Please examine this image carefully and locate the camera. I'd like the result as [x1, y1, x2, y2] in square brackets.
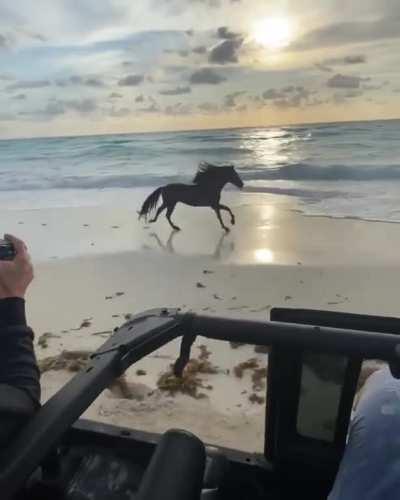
[0, 239, 16, 261]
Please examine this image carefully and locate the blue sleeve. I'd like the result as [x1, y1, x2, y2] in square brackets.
[329, 367, 400, 500]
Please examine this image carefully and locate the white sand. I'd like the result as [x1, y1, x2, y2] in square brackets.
[4, 191, 400, 452]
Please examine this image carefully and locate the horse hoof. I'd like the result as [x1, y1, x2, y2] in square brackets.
[173, 227, 181, 232]
[231, 219, 235, 225]
[224, 227, 230, 233]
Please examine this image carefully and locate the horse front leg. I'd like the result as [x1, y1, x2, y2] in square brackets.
[218, 204, 235, 225]
[213, 206, 229, 232]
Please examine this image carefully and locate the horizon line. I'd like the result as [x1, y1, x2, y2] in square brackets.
[1, 116, 399, 142]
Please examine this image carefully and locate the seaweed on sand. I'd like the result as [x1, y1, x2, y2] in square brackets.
[233, 358, 267, 392]
[38, 350, 91, 373]
[157, 355, 218, 399]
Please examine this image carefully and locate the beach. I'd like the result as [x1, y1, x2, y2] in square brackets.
[4, 189, 400, 452]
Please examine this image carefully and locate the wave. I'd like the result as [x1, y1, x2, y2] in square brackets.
[240, 163, 400, 181]
[184, 132, 294, 142]
[0, 174, 190, 191]
[243, 185, 346, 201]
[177, 146, 254, 155]
[2, 163, 400, 192]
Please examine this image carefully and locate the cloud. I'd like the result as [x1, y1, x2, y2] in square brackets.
[363, 84, 382, 90]
[162, 0, 236, 12]
[109, 92, 123, 99]
[164, 48, 189, 57]
[327, 73, 363, 89]
[62, 98, 98, 114]
[315, 62, 333, 73]
[0, 34, 9, 48]
[159, 85, 191, 95]
[217, 27, 239, 40]
[315, 54, 367, 73]
[55, 76, 105, 88]
[261, 86, 317, 108]
[192, 45, 206, 54]
[12, 94, 26, 100]
[0, 73, 14, 81]
[69, 75, 82, 84]
[198, 102, 219, 113]
[55, 75, 81, 87]
[165, 102, 192, 115]
[209, 38, 243, 64]
[343, 90, 364, 98]
[118, 74, 144, 86]
[19, 102, 63, 119]
[43, 101, 66, 117]
[138, 103, 160, 113]
[224, 90, 245, 108]
[332, 90, 364, 104]
[306, 97, 328, 107]
[0, 112, 15, 121]
[109, 107, 131, 117]
[28, 32, 47, 42]
[135, 94, 145, 102]
[14, 28, 47, 43]
[262, 88, 285, 100]
[85, 77, 105, 88]
[6, 80, 50, 91]
[163, 65, 187, 74]
[22, 98, 98, 120]
[290, 16, 400, 51]
[343, 54, 367, 64]
[137, 96, 160, 113]
[190, 67, 227, 84]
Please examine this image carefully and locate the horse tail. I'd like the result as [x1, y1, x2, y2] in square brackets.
[138, 187, 163, 221]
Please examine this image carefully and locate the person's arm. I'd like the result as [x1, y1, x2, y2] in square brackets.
[0, 235, 40, 448]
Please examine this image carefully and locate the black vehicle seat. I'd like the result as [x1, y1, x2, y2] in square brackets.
[136, 428, 206, 500]
[201, 446, 229, 499]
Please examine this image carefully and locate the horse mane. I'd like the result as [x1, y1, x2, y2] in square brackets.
[193, 162, 225, 184]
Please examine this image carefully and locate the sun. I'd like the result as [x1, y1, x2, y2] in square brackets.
[253, 17, 293, 50]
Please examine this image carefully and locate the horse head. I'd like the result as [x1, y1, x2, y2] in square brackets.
[225, 165, 244, 189]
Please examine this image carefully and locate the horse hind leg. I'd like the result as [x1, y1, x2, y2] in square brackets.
[149, 203, 166, 223]
[166, 204, 181, 231]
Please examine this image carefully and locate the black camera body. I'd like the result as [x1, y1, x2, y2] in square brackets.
[0, 239, 16, 260]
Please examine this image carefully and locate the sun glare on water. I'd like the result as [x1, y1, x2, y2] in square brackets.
[253, 17, 293, 49]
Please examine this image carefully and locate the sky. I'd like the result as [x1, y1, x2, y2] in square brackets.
[0, 0, 399, 138]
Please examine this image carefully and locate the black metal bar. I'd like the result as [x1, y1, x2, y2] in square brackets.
[0, 308, 187, 499]
[191, 314, 400, 363]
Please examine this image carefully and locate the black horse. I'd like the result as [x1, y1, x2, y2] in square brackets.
[138, 163, 244, 231]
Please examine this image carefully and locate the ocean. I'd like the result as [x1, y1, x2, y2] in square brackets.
[1, 119, 400, 221]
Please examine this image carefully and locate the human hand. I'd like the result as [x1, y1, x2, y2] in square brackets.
[0, 234, 34, 299]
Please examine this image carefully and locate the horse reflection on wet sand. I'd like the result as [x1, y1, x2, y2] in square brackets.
[138, 162, 244, 232]
[149, 230, 234, 260]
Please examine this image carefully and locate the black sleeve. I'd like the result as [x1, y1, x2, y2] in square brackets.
[0, 297, 27, 328]
[0, 298, 41, 447]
